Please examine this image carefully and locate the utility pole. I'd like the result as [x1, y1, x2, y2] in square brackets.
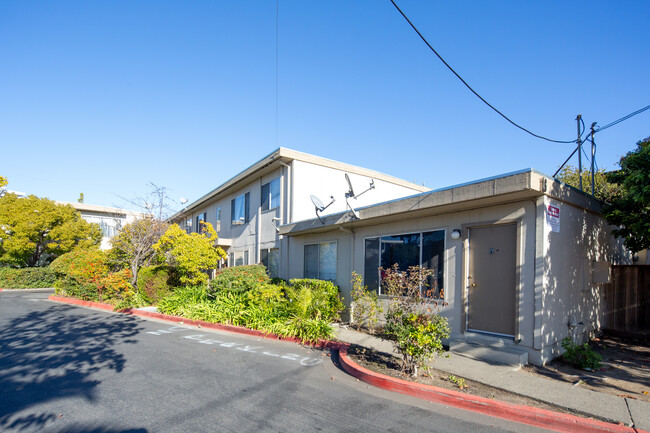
[577, 114, 583, 191]
[590, 122, 597, 197]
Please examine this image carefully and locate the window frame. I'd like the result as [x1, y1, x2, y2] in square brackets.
[303, 241, 337, 282]
[363, 229, 446, 299]
[231, 192, 250, 226]
[261, 177, 281, 212]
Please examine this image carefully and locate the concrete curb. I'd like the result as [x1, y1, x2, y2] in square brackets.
[47, 295, 647, 433]
[336, 345, 646, 433]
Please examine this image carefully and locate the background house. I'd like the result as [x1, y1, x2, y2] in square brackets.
[169, 147, 429, 277]
[279, 169, 631, 366]
[60, 202, 149, 249]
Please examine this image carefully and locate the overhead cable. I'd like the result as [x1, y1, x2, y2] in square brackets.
[595, 104, 650, 133]
[389, 0, 577, 144]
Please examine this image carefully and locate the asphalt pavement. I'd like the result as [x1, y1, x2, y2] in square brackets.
[0, 290, 550, 432]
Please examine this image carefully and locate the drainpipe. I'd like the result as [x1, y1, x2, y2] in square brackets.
[257, 178, 262, 263]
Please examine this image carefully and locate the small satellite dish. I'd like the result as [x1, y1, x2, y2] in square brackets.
[310, 194, 335, 224]
[344, 174, 375, 219]
[310, 194, 325, 211]
[345, 173, 355, 198]
[180, 197, 188, 204]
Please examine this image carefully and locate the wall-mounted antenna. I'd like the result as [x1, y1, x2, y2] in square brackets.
[310, 194, 335, 224]
[345, 173, 375, 219]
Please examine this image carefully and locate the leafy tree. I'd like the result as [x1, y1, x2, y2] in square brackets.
[0, 194, 102, 267]
[154, 222, 226, 286]
[108, 217, 168, 285]
[555, 165, 622, 202]
[602, 137, 650, 253]
[0, 176, 7, 188]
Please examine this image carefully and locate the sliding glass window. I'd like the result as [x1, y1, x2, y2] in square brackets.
[364, 230, 445, 298]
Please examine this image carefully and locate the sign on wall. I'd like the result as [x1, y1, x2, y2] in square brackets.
[546, 202, 561, 233]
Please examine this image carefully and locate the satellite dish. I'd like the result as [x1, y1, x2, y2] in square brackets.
[345, 173, 355, 198]
[344, 174, 376, 220]
[180, 197, 188, 204]
[310, 194, 325, 211]
[310, 194, 335, 224]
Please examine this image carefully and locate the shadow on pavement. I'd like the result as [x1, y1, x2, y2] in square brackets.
[0, 303, 143, 431]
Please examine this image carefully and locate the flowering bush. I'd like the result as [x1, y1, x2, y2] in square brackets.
[50, 249, 110, 300]
[382, 264, 450, 376]
[100, 268, 135, 302]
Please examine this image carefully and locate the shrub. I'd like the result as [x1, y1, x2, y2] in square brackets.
[382, 264, 450, 376]
[50, 249, 110, 300]
[157, 276, 338, 342]
[561, 337, 603, 370]
[208, 265, 269, 295]
[0, 266, 57, 289]
[153, 222, 226, 286]
[350, 272, 382, 330]
[287, 279, 344, 322]
[137, 265, 176, 304]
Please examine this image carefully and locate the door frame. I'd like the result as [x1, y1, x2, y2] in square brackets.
[460, 219, 522, 342]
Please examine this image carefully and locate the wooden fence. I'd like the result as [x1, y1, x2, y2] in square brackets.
[603, 265, 650, 334]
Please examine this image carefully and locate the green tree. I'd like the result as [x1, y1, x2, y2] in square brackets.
[602, 137, 650, 253]
[154, 222, 226, 286]
[108, 217, 168, 285]
[555, 165, 622, 202]
[0, 176, 7, 188]
[0, 194, 102, 267]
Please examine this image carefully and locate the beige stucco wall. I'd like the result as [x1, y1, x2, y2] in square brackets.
[286, 200, 539, 347]
[534, 196, 630, 365]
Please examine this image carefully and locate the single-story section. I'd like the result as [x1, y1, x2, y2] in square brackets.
[279, 168, 630, 366]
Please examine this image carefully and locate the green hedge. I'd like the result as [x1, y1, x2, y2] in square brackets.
[137, 265, 176, 304]
[0, 267, 57, 289]
[208, 265, 270, 294]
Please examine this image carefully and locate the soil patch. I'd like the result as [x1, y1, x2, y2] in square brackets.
[521, 332, 650, 402]
[346, 345, 576, 416]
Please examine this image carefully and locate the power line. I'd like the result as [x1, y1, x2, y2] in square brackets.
[595, 104, 650, 133]
[389, 0, 577, 144]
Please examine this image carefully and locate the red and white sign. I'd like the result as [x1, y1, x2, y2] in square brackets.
[546, 204, 560, 233]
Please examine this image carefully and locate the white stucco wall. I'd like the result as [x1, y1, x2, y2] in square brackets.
[534, 196, 630, 364]
[290, 160, 425, 222]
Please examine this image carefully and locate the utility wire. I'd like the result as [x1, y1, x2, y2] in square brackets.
[390, 0, 577, 144]
[594, 104, 650, 133]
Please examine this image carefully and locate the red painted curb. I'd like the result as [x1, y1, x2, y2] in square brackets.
[47, 295, 345, 351]
[337, 346, 644, 433]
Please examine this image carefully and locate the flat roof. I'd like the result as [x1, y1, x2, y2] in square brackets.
[278, 168, 603, 236]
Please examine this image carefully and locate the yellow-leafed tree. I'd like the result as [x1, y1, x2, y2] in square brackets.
[154, 222, 226, 285]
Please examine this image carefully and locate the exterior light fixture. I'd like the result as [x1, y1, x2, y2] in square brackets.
[451, 229, 461, 240]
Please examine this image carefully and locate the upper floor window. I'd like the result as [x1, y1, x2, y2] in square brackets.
[261, 178, 280, 212]
[196, 212, 206, 233]
[231, 192, 250, 226]
[216, 207, 221, 222]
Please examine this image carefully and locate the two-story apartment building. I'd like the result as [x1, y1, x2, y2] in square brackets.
[169, 148, 429, 278]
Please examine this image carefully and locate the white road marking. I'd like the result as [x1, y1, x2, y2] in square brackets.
[149, 327, 323, 367]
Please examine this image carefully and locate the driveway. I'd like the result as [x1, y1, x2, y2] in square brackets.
[0, 291, 551, 432]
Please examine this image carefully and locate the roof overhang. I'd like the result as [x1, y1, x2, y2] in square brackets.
[169, 147, 430, 222]
[278, 169, 603, 237]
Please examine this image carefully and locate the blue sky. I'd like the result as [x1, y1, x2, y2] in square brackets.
[1, 1, 648, 212]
